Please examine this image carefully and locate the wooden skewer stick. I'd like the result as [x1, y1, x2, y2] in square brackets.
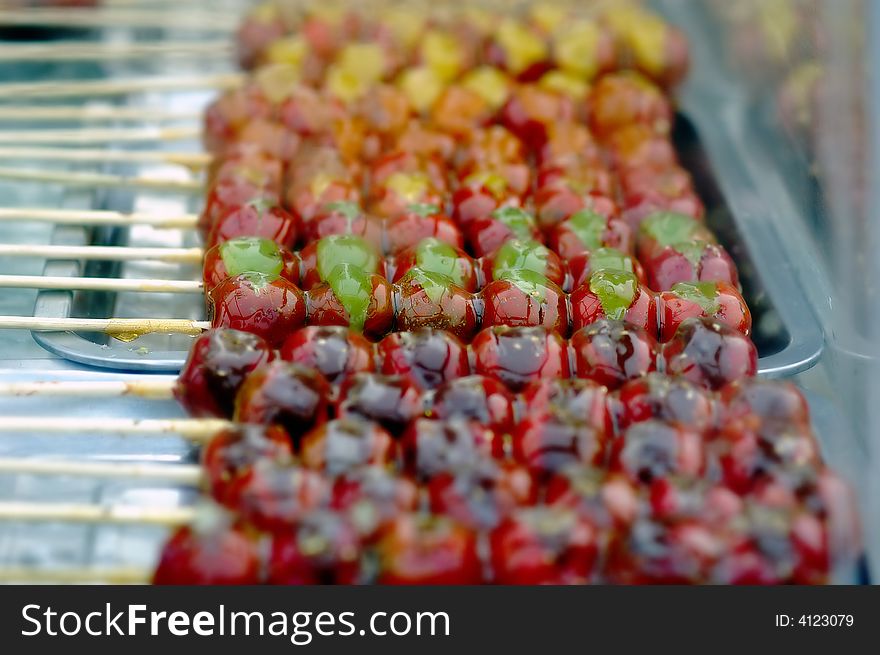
[0, 105, 200, 123]
[0, 72, 244, 99]
[0, 40, 233, 63]
[0, 126, 200, 145]
[0, 167, 203, 192]
[0, 9, 238, 31]
[0, 244, 203, 263]
[0, 417, 230, 441]
[0, 316, 209, 337]
[0, 207, 198, 229]
[0, 566, 152, 584]
[0, 458, 202, 484]
[0, 379, 176, 399]
[0, 147, 211, 169]
[0, 275, 203, 294]
[0, 501, 196, 526]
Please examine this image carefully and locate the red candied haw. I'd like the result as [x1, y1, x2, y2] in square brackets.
[520, 379, 611, 433]
[588, 71, 673, 138]
[384, 206, 465, 255]
[719, 379, 811, 430]
[203, 86, 274, 154]
[455, 126, 528, 171]
[279, 85, 348, 137]
[547, 208, 632, 260]
[536, 164, 615, 200]
[224, 461, 330, 532]
[481, 271, 570, 337]
[513, 415, 607, 479]
[661, 317, 758, 390]
[490, 508, 601, 584]
[202, 424, 294, 505]
[395, 122, 457, 163]
[466, 207, 544, 258]
[499, 85, 576, 148]
[354, 84, 413, 138]
[570, 319, 658, 391]
[536, 122, 604, 170]
[300, 201, 384, 253]
[306, 264, 395, 341]
[605, 123, 678, 170]
[232, 119, 301, 163]
[331, 466, 420, 539]
[377, 329, 470, 390]
[202, 237, 299, 292]
[569, 270, 657, 334]
[545, 467, 640, 530]
[394, 268, 480, 343]
[473, 326, 571, 392]
[300, 418, 396, 476]
[175, 328, 274, 418]
[369, 172, 446, 219]
[371, 150, 448, 196]
[337, 373, 423, 436]
[153, 520, 262, 585]
[659, 281, 752, 342]
[205, 198, 299, 250]
[428, 461, 538, 530]
[401, 418, 502, 480]
[647, 478, 744, 528]
[456, 163, 530, 202]
[234, 361, 331, 442]
[432, 85, 494, 137]
[636, 211, 716, 264]
[279, 326, 375, 386]
[568, 248, 645, 289]
[611, 420, 706, 484]
[209, 272, 306, 348]
[614, 373, 717, 433]
[482, 239, 566, 289]
[392, 238, 478, 292]
[643, 241, 739, 291]
[286, 166, 360, 224]
[267, 511, 363, 584]
[297, 234, 384, 291]
[620, 170, 705, 228]
[431, 375, 516, 436]
[376, 514, 483, 585]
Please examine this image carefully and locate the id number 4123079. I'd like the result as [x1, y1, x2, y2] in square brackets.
[775, 615, 854, 627]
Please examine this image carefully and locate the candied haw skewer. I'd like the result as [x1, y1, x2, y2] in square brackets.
[377, 329, 470, 390]
[473, 326, 571, 392]
[337, 373, 423, 436]
[547, 208, 633, 260]
[330, 466, 420, 540]
[610, 420, 706, 484]
[394, 268, 480, 342]
[569, 270, 657, 334]
[643, 241, 739, 292]
[567, 248, 646, 288]
[300, 201, 385, 253]
[202, 236, 300, 292]
[297, 234, 384, 290]
[512, 414, 607, 479]
[280, 326, 376, 386]
[613, 373, 717, 433]
[661, 318, 758, 391]
[300, 418, 397, 476]
[384, 203, 465, 255]
[206, 198, 300, 250]
[659, 281, 752, 341]
[466, 207, 543, 258]
[305, 263, 395, 340]
[392, 238, 479, 292]
[570, 319, 658, 391]
[430, 375, 517, 436]
[401, 418, 501, 480]
[267, 511, 364, 584]
[481, 270, 570, 337]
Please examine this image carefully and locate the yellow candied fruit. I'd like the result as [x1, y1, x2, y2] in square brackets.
[539, 70, 589, 101]
[464, 170, 509, 199]
[396, 67, 445, 113]
[554, 20, 602, 80]
[337, 43, 387, 85]
[601, 3, 644, 37]
[265, 35, 309, 68]
[529, 2, 568, 34]
[383, 7, 426, 51]
[461, 66, 512, 110]
[626, 14, 669, 77]
[421, 30, 465, 82]
[253, 63, 301, 105]
[385, 172, 431, 203]
[325, 64, 370, 104]
[495, 19, 548, 76]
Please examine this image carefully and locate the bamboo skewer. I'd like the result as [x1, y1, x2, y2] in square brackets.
[0, 9, 238, 31]
[0, 501, 196, 526]
[0, 566, 152, 584]
[0, 316, 209, 337]
[0, 275, 203, 294]
[0, 125, 200, 144]
[0, 207, 198, 228]
[0, 147, 211, 169]
[0, 379, 175, 398]
[0, 40, 233, 63]
[0, 167, 203, 192]
[0, 458, 202, 484]
[0, 244, 203, 263]
[0, 105, 200, 123]
[0, 417, 231, 440]
[0, 379, 176, 399]
[0, 72, 244, 99]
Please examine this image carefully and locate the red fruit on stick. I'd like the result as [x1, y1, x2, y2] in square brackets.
[570, 319, 658, 390]
[473, 326, 571, 392]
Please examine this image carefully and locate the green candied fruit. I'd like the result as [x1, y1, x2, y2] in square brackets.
[589, 270, 638, 321]
[671, 281, 720, 314]
[316, 234, 379, 282]
[565, 209, 608, 251]
[399, 266, 456, 304]
[219, 237, 284, 279]
[672, 240, 710, 267]
[414, 238, 467, 288]
[239, 271, 277, 293]
[589, 247, 634, 275]
[324, 200, 362, 223]
[327, 263, 373, 332]
[496, 269, 555, 303]
[639, 211, 705, 248]
[491, 206, 537, 239]
[492, 239, 552, 280]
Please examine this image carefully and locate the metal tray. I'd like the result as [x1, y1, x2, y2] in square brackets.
[29, 117, 825, 376]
